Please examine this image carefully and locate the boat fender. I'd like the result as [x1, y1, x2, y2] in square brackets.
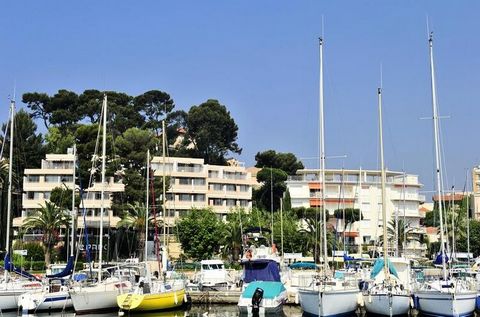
[251, 287, 264, 316]
[118, 310, 125, 316]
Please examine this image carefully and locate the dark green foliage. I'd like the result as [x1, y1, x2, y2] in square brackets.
[457, 220, 480, 257]
[13, 241, 45, 261]
[50, 186, 80, 210]
[176, 209, 225, 261]
[135, 90, 175, 136]
[333, 208, 363, 224]
[254, 168, 288, 212]
[255, 150, 304, 175]
[185, 99, 241, 165]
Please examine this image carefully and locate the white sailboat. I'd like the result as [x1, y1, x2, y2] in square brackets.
[70, 95, 132, 314]
[361, 87, 410, 316]
[297, 37, 359, 317]
[413, 32, 476, 317]
[18, 146, 77, 313]
[0, 98, 42, 311]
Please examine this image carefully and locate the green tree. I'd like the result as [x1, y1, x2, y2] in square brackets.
[134, 90, 175, 136]
[378, 219, 418, 256]
[77, 89, 103, 123]
[50, 186, 80, 210]
[185, 99, 241, 165]
[117, 202, 158, 261]
[23, 201, 71, 266]
[22, 92, 51, 129]
[45, 127, 75, 154]
[255, 150, 304, 175]
[176, 209, 225, 260]
[457, 219, 480, 257]
[222, 208, 249, 262]
[253, 168, 288, 212]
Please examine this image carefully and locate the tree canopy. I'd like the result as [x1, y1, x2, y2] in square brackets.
[255, 150, 304, 175]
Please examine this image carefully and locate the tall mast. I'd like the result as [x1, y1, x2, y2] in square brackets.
[162, 120, 167, 272]
[98, 94, 107, 282]
[319, 37, 328, 273]
[429, 33, 448, 280]
[4, 99, 14, 280]
[378, 87, 389, 279]
[70, 144, 76, 257]
[145, 150, 150, 262]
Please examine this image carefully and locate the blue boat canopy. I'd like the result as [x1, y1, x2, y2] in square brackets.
[434, 252, 449, 265]
[370, 258, 399, 279]
[289, 262, 317, 270]
[4, 253, 40, 281]
[241, 281, 286, 299]
[242, 259, 281, 283]
[46, 256, 74, 278]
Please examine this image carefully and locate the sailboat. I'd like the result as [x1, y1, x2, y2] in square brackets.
[297, 37, 359, 317]
[18, 146, 77, 313]
[361, 87, 411, 316]
[117, 122, 187, 312]
[412, 32, 476, 317]
[0, 98, 42, 311]
[70, 95, 133, 314]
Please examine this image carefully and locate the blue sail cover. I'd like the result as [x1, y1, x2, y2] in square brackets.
[46, 256, 74, 278]
[242, 259, 281, 283]
[434, 252, 449, 265]
[370, 258, 399, 279]
[4, 253, 40, 281]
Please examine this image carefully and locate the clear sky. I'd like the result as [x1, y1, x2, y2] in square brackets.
[1, 1, 479, 195]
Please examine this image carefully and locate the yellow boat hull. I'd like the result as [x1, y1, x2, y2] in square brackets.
[117, 289, 185, 312]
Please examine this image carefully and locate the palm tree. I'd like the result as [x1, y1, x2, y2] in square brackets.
[24, 201, 70, 266]
[379, 218, 418, 256]
[117, 202, 159, 261]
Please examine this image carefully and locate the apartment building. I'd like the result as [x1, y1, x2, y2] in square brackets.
[472, 166, 480, 219]
[14, 149, 125, 237]
[286, 168, 427, 258]
[150, 156, 254, 227]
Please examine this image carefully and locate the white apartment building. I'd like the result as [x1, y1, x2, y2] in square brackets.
[472, 166, 480, 219]
[14, 149, 125, 237]
[286, 168, 427, 258]
[150, 156, 254, 224]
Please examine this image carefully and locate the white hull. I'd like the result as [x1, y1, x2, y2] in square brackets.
[363, 293, 410, 316]
[18, 290, 72, 312]
[415, 290, 476, 317]
[0, 281, 42, 311]
[237, 290, 287, 315]
[298, 288, 359, 317]
[70, 279, 131, 313]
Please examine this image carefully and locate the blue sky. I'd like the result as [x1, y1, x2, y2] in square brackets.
[1, 1, 479, 195]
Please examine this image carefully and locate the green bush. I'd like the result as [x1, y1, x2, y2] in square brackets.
[13, 242, 45, 261]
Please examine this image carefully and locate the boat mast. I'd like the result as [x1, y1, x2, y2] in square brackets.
[4, 99, 14, 280]
[145, 149, 150, 263]
[378, 87, 389, 279]
[162, 120, 167, 273]
[98, 94, 107, 283]
[319, 37, 328, 273]
[429, 33, 448, 281]
[70, 144, 76, 257]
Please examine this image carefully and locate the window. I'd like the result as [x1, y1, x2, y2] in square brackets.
[208, 170, 219, 178]
[27, 192, 35, 200]
[239, 200, 249, 207]
[192, 178, 205, 185]
[61, 175, 73, 183]
[226, 199, 236, 206]
[239, 185, 249, 192]
[193, 194, 205, 202]
[95, 193, 102, 200]
[45, 175, 60, 183]
[177, 163, 202, 173]
[27, 175, 40, 183]
[210, 183, 223, 191]
[179, 194, 190, 202]
[212, 199, 223, 206]
[179, 178, 191, 185]
[225, 184, 236, 192]
[44, 192, 51, 200]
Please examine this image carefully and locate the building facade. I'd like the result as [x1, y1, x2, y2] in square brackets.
[150, 156, 254, 225]
[286, 168, 427, 258]
[472, 166, 480, 219]
[14, 149, 125, 237]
